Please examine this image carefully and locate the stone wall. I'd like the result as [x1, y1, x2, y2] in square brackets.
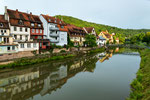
[0, 51, 38, 62]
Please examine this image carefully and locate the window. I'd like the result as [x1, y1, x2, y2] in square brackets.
[38, 24, 41, 27]
[33, 43, 37, 48]
[20, 44, 24, 48]
[61, 38, 64, 41]
[14, 35, 17, 39]
[20, 35, 22, 40]
[55, 37, 57, 40]
[27, 43, 31, 48]
[49, 19, 51, 21]
[55, 19, 57, 23]
[20, 27, 22, 32]
[7, 47, 10, 51]
[1, 30, 3, 33]
[36, 29, 39, 33]
[4, 30, 6, 33]
[32, 29, 35, 33]
[40, 29, 42, 33]
[25, 35, 28, 41]
[60, 21, 61, 24]
[56, 31, 57, 34]
[61, 26, 64, 28]
[18, 20, 23, 25]
[0, 23, 3, 27]
[12, 46, 15, 50]
[25, 28, 28, 32]
[14, 26, 17, 31]
[31, 23, 34, 27]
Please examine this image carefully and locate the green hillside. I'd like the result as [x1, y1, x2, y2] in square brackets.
[56, 15, 150, 37]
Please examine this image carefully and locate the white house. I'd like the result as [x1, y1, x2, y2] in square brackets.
[0, 14, 18, 54]
[97, 36, 106, 46]
[4, 7, 39, 52]
[40, 14, 67, 46]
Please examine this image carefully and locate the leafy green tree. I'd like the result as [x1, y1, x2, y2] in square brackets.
[143, 32, 150, 44]
[85, 34, 97, 47]
[67, 35, 74, 47]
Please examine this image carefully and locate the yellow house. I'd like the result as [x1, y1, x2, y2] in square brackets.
[99, 30, 113, 43]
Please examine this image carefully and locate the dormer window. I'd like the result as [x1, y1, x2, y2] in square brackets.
[49, 19, 51, 21]
[18, 20, 23, 25]
[55, 19, 57, 23]
[0, 23, 3, 27]
[60, 21, 62, 24]
[31, 23, 34, 27]
[61, 26, 64, 28]
[38, 24, 41, 27]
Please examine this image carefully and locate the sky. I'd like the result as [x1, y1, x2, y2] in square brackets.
[0, 0, 150, 29]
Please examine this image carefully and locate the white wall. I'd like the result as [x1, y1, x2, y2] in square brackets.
[10, 26, 30, 41]
[57, 31, 67, 46]
[18, 42, 39, 52]
[40, 15, 48, 39]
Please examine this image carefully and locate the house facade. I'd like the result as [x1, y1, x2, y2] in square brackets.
[40, 14, 67, 46]
[97, 36, 106, 47]
[99, 30, 113, 43]
[67, 24, 86, 46]
[29, 14, 50, 49]
[0, 14, 18, 54]
[5, 7, 39, 52]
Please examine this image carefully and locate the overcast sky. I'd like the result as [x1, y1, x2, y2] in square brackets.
[0, 0, 150, 29]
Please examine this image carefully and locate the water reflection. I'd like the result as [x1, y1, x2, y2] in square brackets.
[0, 48, 140, 100]
[0, 54, 99, 100]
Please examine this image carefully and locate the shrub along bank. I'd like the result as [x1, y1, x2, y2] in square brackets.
[128, 49, 150, 100]
[0, 47, 105, 69]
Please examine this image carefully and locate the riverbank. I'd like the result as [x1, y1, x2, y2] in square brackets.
[0, 47, 105, 69]
[128, 49, 150, 100]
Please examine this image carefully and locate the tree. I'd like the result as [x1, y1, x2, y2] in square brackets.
[67, 35, 74, 47]
[85, 34, 97, 47]
[143, 32, 150, 44]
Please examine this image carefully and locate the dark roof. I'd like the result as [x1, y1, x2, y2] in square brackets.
[7, 9, 43, 29]
[67, 24, 86, 34]
[84, 27, 94, 33]
[41, 14, 66, 25]
[0, 15, 9, 29]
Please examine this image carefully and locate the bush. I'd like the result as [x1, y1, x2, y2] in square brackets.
[60, 50, 66, 53]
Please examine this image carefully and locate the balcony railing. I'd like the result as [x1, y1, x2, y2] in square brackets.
[50, 39, 59, 43]
[49, 33, 59, 37]
[49, 27, 59, 31]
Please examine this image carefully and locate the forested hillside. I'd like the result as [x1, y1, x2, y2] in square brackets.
[56, 15, 150, 37]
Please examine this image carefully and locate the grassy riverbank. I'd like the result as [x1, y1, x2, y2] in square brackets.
[128, 49, 150, 100]
[0, 47, 105, 69]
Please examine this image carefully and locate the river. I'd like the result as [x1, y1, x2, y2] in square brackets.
[0, 48, 141, 100]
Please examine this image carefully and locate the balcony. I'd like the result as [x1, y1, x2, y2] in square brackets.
[49, 33, 59, 37]
[50, 39, 59, 43]
[49, 27, 59, 31]
[0, 33, 10, 37]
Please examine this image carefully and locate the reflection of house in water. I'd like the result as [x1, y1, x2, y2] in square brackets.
[98, 50, 114, 63]
[0, 55, 98, 100]
[40, 65, 68, 96]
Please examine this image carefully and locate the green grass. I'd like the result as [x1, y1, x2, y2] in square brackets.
[0, 54, 75, 69]
[89, 48, 105, 54]
[128, 49, 150, 100]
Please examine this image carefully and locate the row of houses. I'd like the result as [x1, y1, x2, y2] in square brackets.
[0, 6, 119, 54]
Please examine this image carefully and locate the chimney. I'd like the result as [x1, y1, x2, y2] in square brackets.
[16, 9, 18, 12]
[4, 6, 8, 21]
[30, 12, 32, 15]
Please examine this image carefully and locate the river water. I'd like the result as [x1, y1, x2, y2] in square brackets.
[0, 48, 141, 100]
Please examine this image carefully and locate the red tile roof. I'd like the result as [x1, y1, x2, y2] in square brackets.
[67, 24, 86, 35]
[101, 31, 112, 39]
[7, 9, 43, 29]
[84, 27, 94, 33]
[41, 14, 66, 25]
[0, 15, 9, 29]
